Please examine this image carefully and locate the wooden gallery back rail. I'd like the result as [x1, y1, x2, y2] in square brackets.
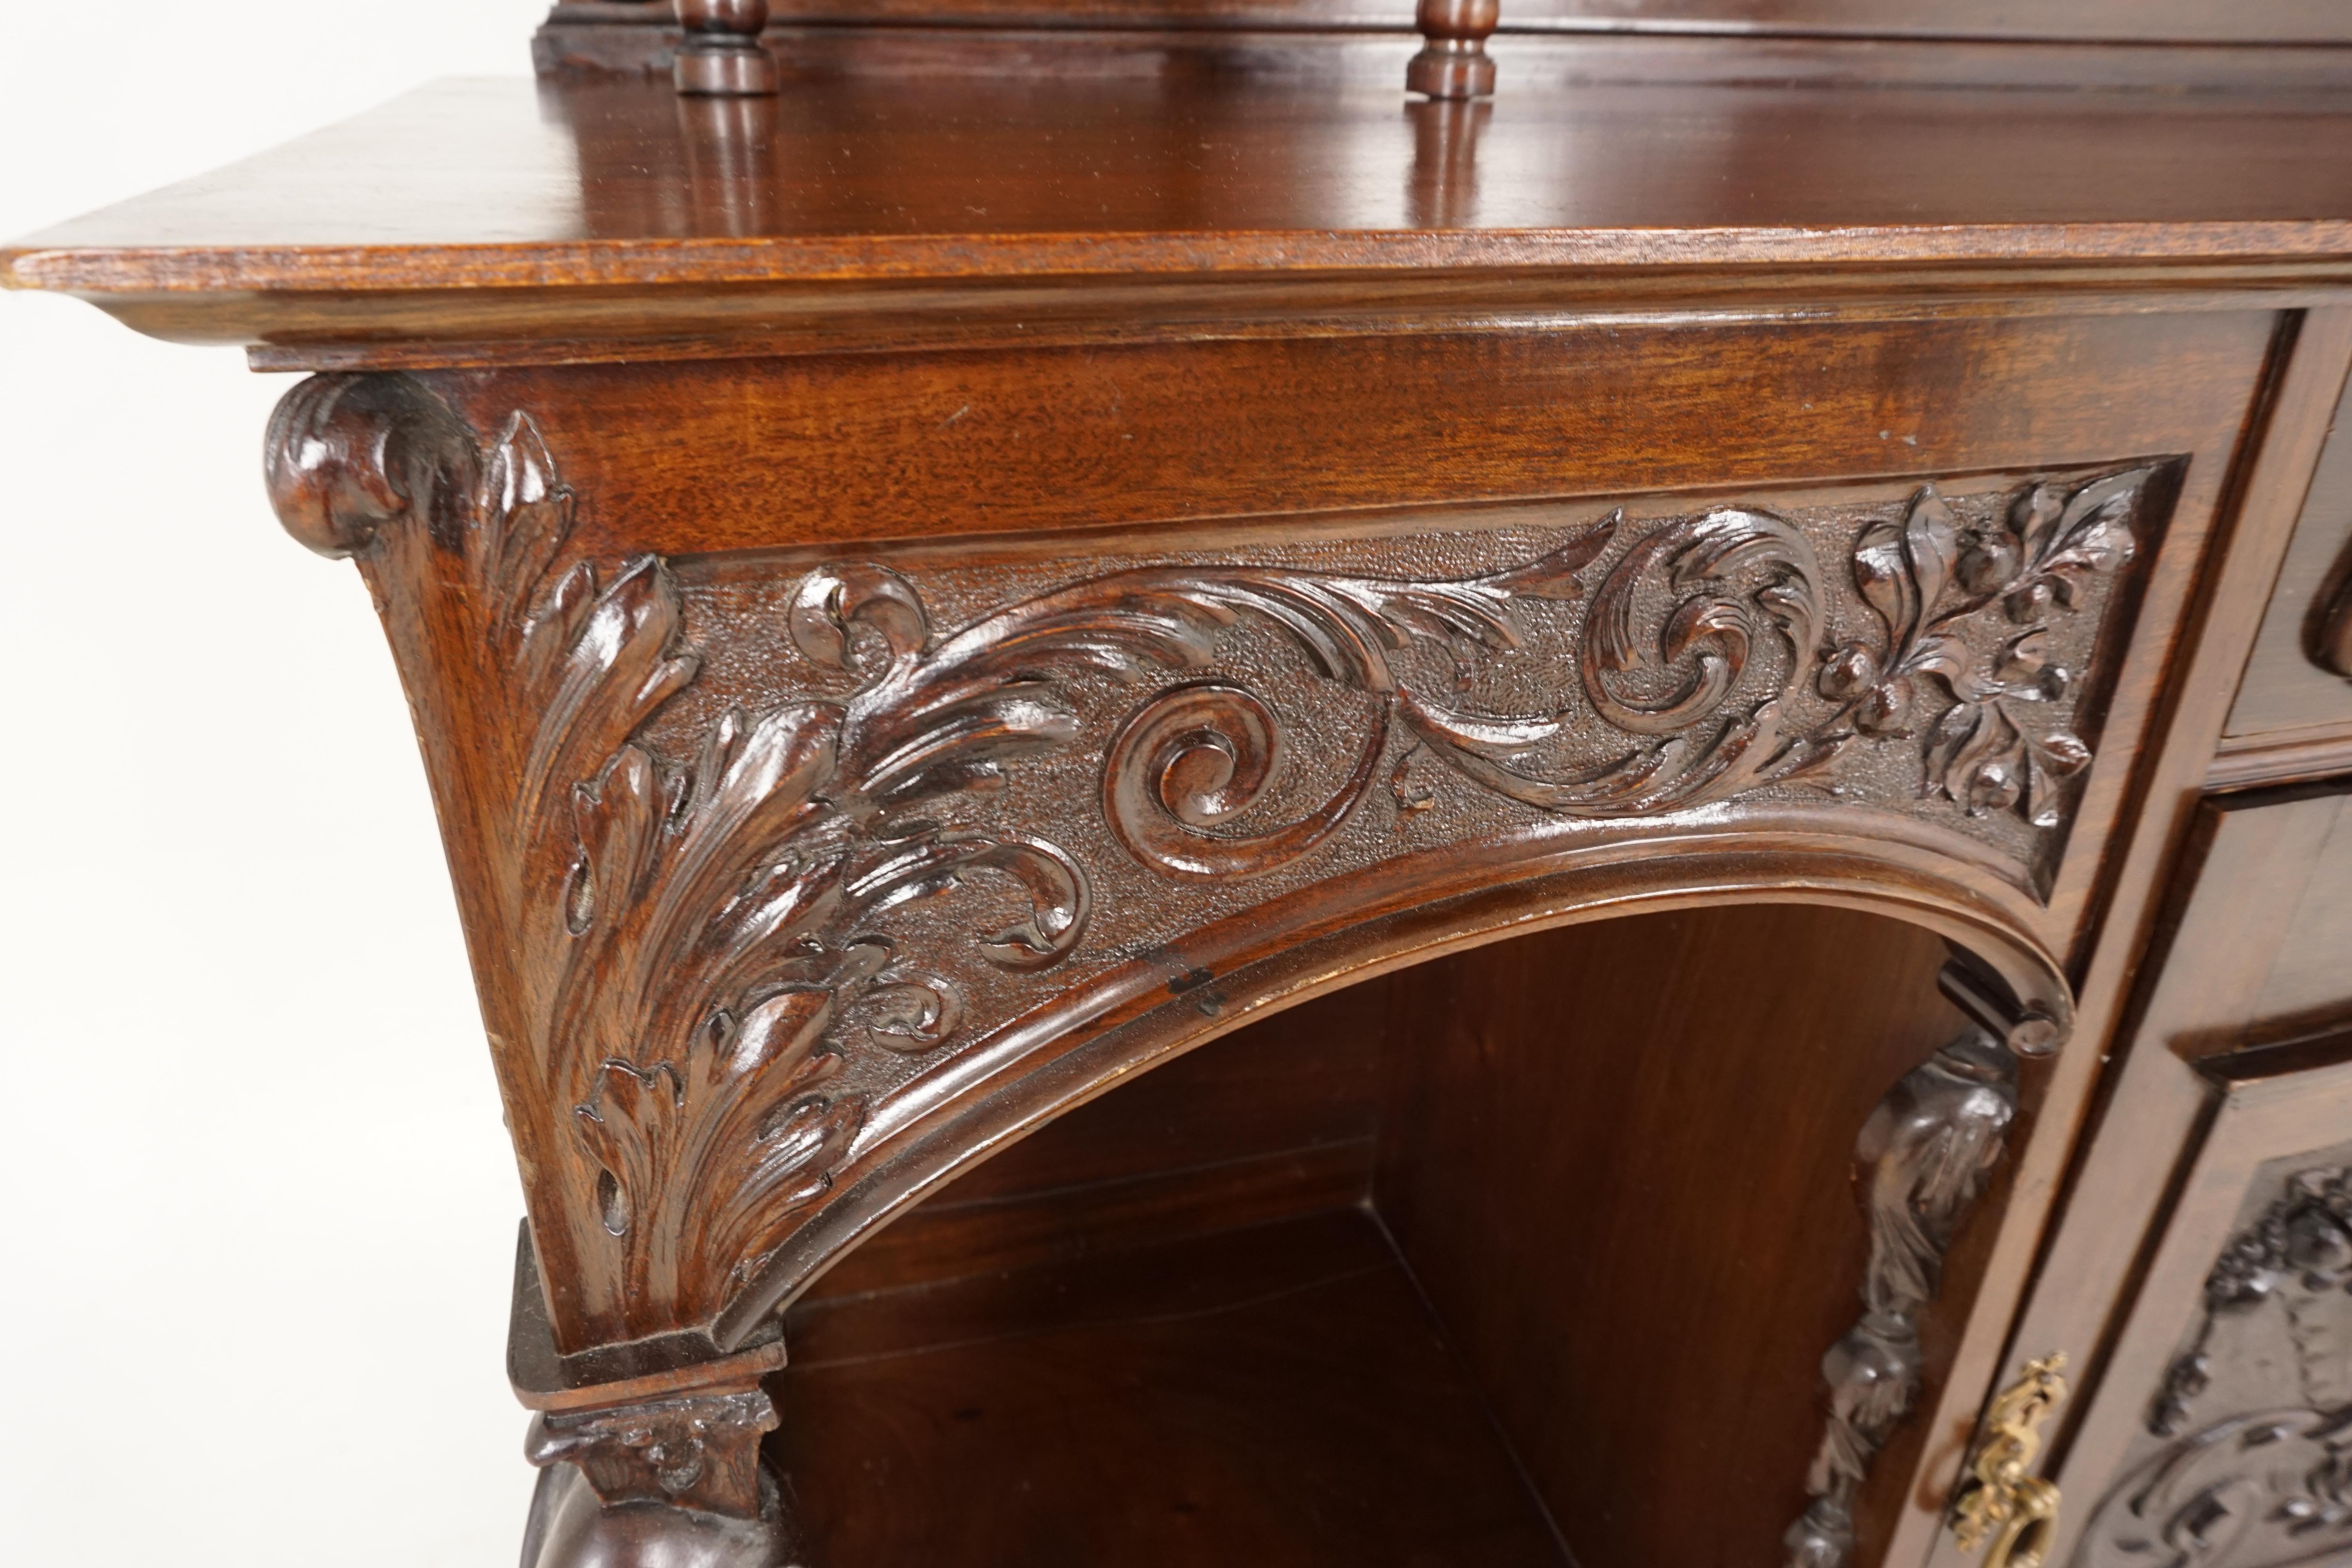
[10, 6, 2352, 1566]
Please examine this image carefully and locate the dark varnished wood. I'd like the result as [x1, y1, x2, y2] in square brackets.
[774, 1209, 1571, 1568]
[675, 0, 782, 95]
[1906, 306, 2352, 1568]
[801, 977, 1386, 1299]
[1376, 904, 2010, 1568]
[379, 307, 2276, 976]
[1958, 780, 2352, 1568]
[236, 278, 2307, 1568]
[537, 0, 2352, 45]
[261, 364, 2126, 1364]
[2062, 1038, 2352, 1568]
[419, 312, 2267, 558]
[2229, 360, 2352, 737]
[17, 24, 2352, 1568]
[9, 71, 2352, 361]
[1408, 0, 1499, 98]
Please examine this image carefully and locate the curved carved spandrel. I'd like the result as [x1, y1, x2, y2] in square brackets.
[1785, 1020, 2021, 1568]
[267, 372, 2131, 1367]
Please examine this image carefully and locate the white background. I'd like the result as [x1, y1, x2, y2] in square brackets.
[0, 3, 556, 1561]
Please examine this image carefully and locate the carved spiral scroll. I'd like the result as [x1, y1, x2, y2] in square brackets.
[1103, 682, 1389, 880]
[1583, 508, 1821, 736]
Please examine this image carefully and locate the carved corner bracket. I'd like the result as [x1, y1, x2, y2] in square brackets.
[1783, 958, 2036, 1568]
[265, 372, 2124, 1383]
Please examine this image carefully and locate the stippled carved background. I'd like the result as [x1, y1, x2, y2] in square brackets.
[265, 373, 2168, 1356]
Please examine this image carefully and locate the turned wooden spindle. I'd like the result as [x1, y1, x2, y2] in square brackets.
[674, 0, 777, 96]
[1406, 0, 1498, 100]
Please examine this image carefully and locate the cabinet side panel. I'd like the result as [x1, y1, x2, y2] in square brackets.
[1373, 903, 1984, 1568]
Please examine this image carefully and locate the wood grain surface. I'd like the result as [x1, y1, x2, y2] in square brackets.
[2229, 362, 2352, 738]
[548, 0, 2352, 43]
[8, 72, 2352, 305]
[1377, 903, 1994, 1568]
[777, 1209, 1572, 1567]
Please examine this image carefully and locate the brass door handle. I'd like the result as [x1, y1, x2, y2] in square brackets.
[1950, 1354, 2069, 1568]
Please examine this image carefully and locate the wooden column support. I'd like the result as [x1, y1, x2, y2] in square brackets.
[1781, 955, 2045, 1568]
[674, 0, 777, 96]
[509, 1227, 801, 1568]
[1407, 0, 1499, 100]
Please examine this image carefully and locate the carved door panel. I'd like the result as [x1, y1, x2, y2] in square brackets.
[1998, 780, 2352, 1568]
[2067, 1047, 2352, 1568]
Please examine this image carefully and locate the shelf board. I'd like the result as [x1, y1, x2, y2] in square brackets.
[774, 1207, 1570, 1566]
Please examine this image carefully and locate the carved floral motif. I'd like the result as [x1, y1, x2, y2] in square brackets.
[267, 373, 2145, 1357]
[2151, 1166, 2352, 1439]
[1817, 473, 2145, 828]
[2084, 1406, 2352, 1568]
[2072, 1167, 2352, 1568]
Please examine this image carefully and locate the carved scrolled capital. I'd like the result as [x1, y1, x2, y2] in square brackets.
[263, 373, 478, 558]
[525, 1387, 780, 1520]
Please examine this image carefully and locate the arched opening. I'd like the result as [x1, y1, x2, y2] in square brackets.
[764, 900, 2031, 1566]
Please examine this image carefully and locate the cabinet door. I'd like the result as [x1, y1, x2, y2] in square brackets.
[2067, 1045, 2352, 1568]
[2002, 780, 2352, 1568]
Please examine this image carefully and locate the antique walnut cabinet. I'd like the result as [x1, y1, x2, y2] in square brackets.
[13, 3, 2352, 1566]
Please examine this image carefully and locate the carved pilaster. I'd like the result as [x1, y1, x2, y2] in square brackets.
[1784, 1006, 2022, 1568]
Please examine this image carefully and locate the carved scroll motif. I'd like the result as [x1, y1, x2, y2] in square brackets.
[2082, 1407, 2352, 1568]
[267, 373, 2136, 1361]
[1785, 1031, 2020, 1568]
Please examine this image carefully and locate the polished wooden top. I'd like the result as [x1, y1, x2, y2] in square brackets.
[548, 0, 2352, 42]
[10, 65, 2352, 297]
[9, 53, 2352, 365]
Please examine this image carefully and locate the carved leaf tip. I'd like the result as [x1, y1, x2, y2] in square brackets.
[481, 413, 573, 632]
[1475, 511, 1619, 599]
[789, 564, 931, 673]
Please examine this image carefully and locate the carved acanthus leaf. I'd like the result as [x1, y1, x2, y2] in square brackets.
[2149, 1164, 2352, 1439]
[273, 374, 2141, 1357]
[1785, 1030, 2020, 1568]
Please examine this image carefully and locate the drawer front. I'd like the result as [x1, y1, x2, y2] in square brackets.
[2230, 366, 2352, 739]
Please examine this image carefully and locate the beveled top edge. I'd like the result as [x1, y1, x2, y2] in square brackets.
[13, 221, 2352, 297]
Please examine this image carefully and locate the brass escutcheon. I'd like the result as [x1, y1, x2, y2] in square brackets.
[1950, 1353, 2069, 1568]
